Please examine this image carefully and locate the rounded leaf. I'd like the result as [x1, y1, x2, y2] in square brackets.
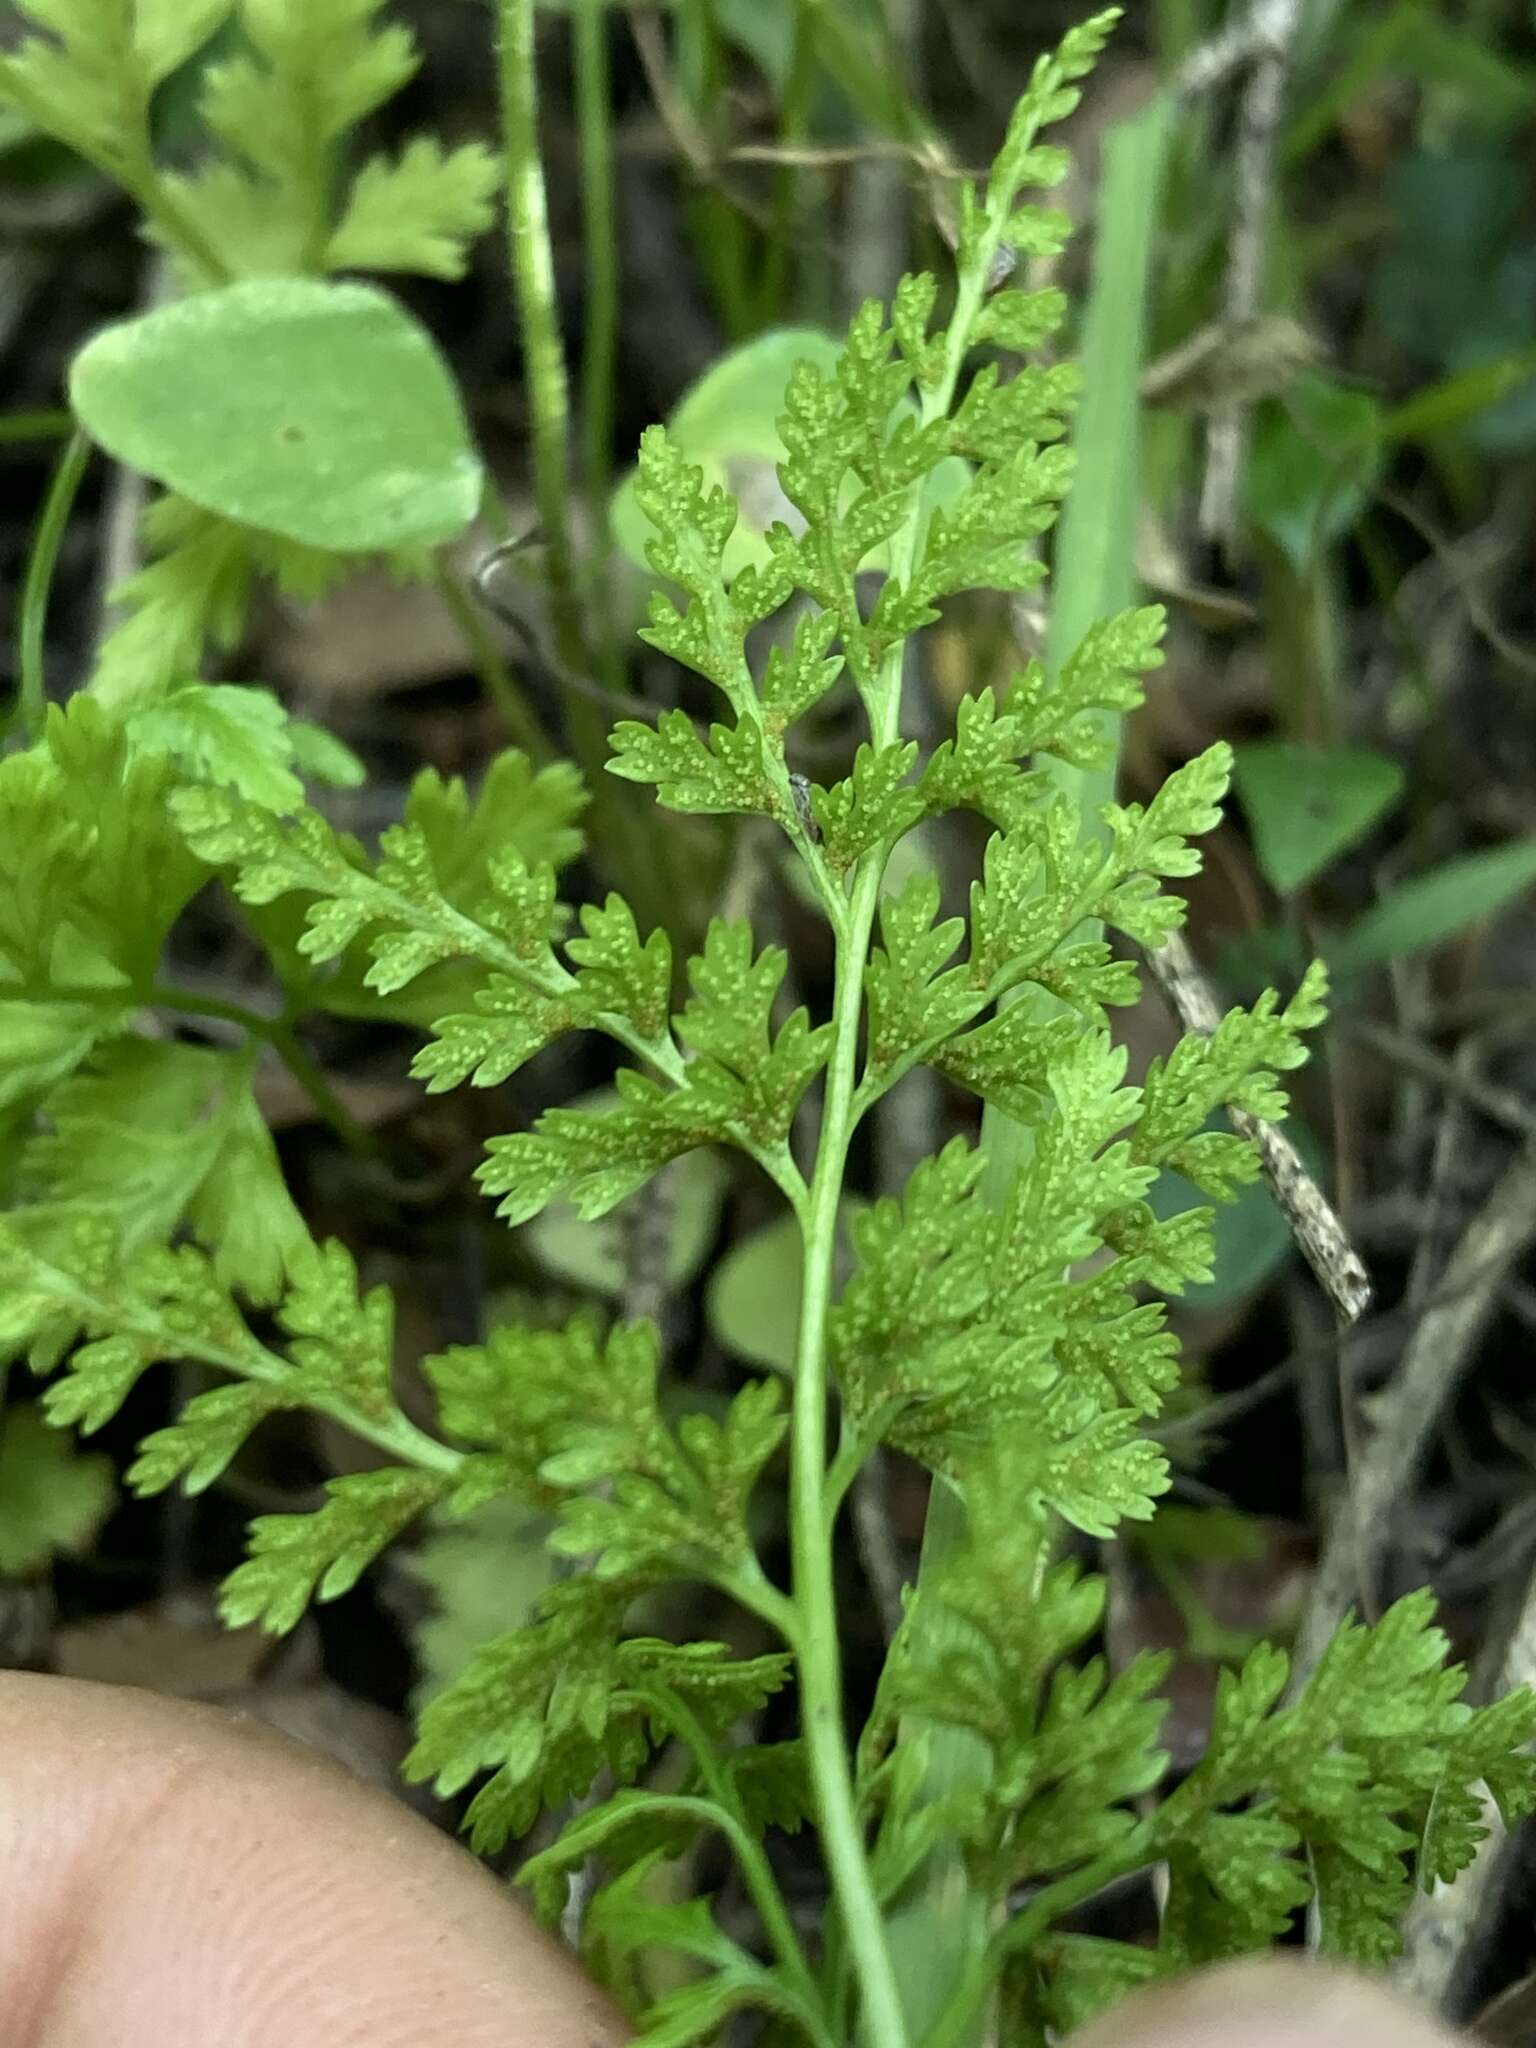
[706, 1202, 865, 1375]
[1233, 741, 1404, 896]
[70, 277, 482, 551]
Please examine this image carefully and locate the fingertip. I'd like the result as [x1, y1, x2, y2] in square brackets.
[0, 1672, 627, 2048]
[1073, 1956, 1460, 2048]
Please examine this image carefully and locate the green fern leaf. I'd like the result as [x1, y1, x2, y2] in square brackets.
[0, 0, 229, 165]
[222, 1466, 447, 1633]
[126, 681, 361, 812]
[326, 136, 499, 280]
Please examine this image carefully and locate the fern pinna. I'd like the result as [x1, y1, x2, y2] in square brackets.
[2, 9, 1533, 2048]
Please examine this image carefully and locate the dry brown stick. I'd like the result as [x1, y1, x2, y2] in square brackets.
[1144, 929, 1372, 1324]
[625, 8, 771, 229]
[1199, 0, 1305, 553]
[1288, 1138, 1536, 1691]
[1170, 0, 1297, 100]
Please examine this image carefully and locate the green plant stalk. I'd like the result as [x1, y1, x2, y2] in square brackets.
[801, 0, 925, 145]
[1151, 0, 1202, 66]
[921, 1827, 1159, 2048]
[287, 57, 334, 276]
[11, 429, 91, 745]
[758, 0, 818, 324]
[890, 96, 1172, 2048]
[496, 0, 672, 940]
[1258, 542, 1344, 744]
[572, 0, 620, 673]
[675, 0, 754, 337]
[644, 1687, 826, 2026]
[792, 860, 909, 2048]
[0, 411, 74, 445]
[495, 0, 590, 683]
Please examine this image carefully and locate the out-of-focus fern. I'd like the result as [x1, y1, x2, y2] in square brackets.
[0, 0, 498, 704]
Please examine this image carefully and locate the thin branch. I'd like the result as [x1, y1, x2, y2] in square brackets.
[626, 7, 770, 228]
[1145, 929, 1372, 1324]
[1171, 0, 1298, 100]
[1198, 0, 1305, 554]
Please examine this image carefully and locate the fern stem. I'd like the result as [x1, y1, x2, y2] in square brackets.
[496, 0, 679, 941]
[645, 1688, 828, 2028]
[572, 0, 619, 666]
[792, 838, 910, 2048]
[894, 95, 1173, 2047]
[495, 0, 588, 679]
[12, 429, 90, 745]
[786, 47, 1076, 2026]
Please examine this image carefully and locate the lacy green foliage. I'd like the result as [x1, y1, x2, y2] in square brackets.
[0, 697, 203, 1000]
[1152, 1596, 1536, 1967]
[0, 0, 231, 176]
[0, 0, 496, 704]
[1, 0, 496, 286]
[0, 696, 340, 1300]
[0, 1399, 114, 1576]
[16, 1037, 310, 1302]
[866, 1501, 1536, 2026]
[422, 1311, 787, 1586]
[408, 1617, 794, 1851]
[8, 12, 1534, 2048]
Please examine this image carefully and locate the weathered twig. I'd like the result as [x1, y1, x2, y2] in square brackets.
[626, 8, 770, 229]
[1145, 928, 1372, 1324]
[1170, 0, 1300, 101]
[1198, 0, 1305, 553]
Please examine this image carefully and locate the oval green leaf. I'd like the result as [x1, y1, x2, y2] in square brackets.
[70, 277, 482, 551]
[1245, 373, 1381, 571]
[706, 1201, 866, 1375]
[706, 1212, 804, 1375]
[1233, 741, 1404, 896]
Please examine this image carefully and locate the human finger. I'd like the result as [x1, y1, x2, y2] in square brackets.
[1074, 1954, 1461, 2048]
[0, 1671, 626, 2048]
